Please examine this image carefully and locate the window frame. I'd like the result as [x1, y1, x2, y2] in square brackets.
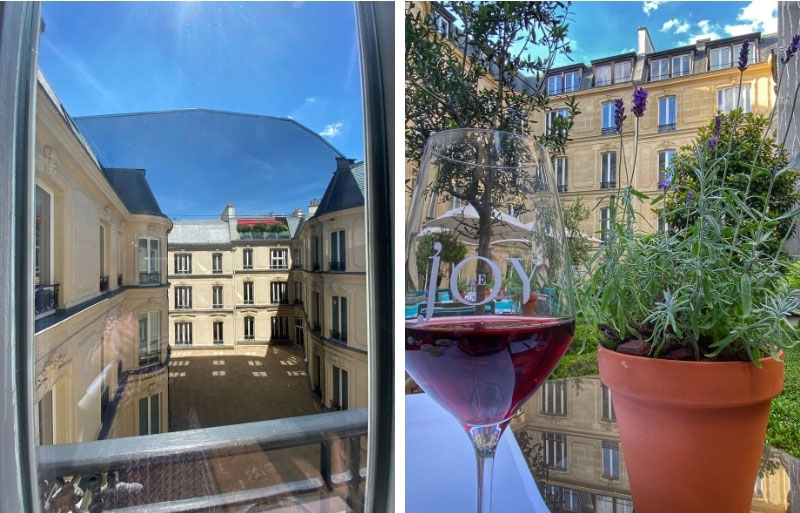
[658, 96, 677, 132]
[270, 281, 288, 305]
[602, 440, 620, 478]
[270, 248, 288, 270]
[244, 315, 255, 340]
[332, 365, 349, 410]
[601, 152, 617, 188]
[138, 394, 160, 436]
[138, 311, 160, 366]
[174, 286, 192, 310]
[242, 248, 253, 270]
[671, 54, 691, 77]
[613, 60, 631, 84]
[709, 46, 732, 71]
[541, 380, 567, 415]
[331, 295, 349, 342]
[212, 252, 223, 273]
[138, 237, 160, 284]
[600, 207, 611, 241]
[555, 157, 568, 192]
[594, 64, 612, 87]
[174, 253, 192, 274]
[213, 321, 224, 344]
[243, 281, 254, 305]
[601, 384, 616, 421]
[212, 285, 223, 309]
[174, 322, 192, 345]
[658, 149, 676, 186]
[718, 84, 751, 114]
[271, 315, 289, 339]
[543, 431, 568, 469]
[601, 102, 617, 134]
[650, 57, 669, 81]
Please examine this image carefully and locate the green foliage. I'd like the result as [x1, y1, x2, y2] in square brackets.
[266, 223, 289, 233]
[236, 224, 252, 233]
[415, 232, 468, 286]
[786, 261, 800, 290]
[578, 80, 800, 364]
[666, 110, 798, 254]
[562, 197, 592, 266]
[252, 223, 269, 233]
[767, 344, 800, 457]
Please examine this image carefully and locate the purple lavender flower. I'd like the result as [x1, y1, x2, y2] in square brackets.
[659, 178, 671, 190]
[632, 88, 648, 117]
[737, 39, 750, 72]
[782, 35, 800, 64]
[713, 115, 721, 137]
[614, 98, 626, 132]
[708, 136, 718, 151]
[687, 191, 694, 203]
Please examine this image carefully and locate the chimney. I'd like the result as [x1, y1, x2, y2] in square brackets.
[293, 207, 303, 217]
[220, 203, 235, 221]
[308, 198, 320, 216]
[696, 37, 710, 52]
[637, 26, 654, 56]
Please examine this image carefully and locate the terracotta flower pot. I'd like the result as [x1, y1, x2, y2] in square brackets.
[597, 344, 784, 513]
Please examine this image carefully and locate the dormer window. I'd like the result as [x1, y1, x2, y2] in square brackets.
[595, 65, 612, 87]
[613, 61, 631, 83]
[433, 14, 449, 37]
[709, 40, 756, 72]
[651, 53, 692, 81]
[651, 58, 670, 81]
[594, 59, 632, 87]
[672, 54, 691, 77]
[546, 69, 581, 95]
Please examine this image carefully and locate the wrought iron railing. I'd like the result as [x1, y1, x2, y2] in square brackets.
[271, 299, 289, 305]
[601, 127, 617, 135]
[601, 181, 617, 189]
[291, 262, 302, 269]
[313, 263, 321, 272]
[270, 264, 289, 270]
[557, 185, 568, 193]
[38, 409, 367, 513]
[138, 271, 160, 285]
[330, 330, 348, 343]
[100, 276, 109, 292]
[35, 283, 59, 315]
[138, 350, 161, 367]
[659, 123, 676, 133]
[329, 261, 346, 272]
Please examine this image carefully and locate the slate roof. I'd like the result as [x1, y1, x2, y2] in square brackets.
[102, 168, 167, 217]
[313, 158, 366, 218]
[169, 220, 232, 245]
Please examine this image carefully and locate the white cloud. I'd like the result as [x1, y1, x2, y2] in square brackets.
[642, 0, 665, 16]
[678, 19, 722, 46]
[723, 1, 777, 36]
[319, 122, 343, 138]
[620, 47, 635, 54]
[661, 18, 679, 32]
[662, 18, 691, 35]
[305, 96, 318, 104]
[675, 21, 691, 34]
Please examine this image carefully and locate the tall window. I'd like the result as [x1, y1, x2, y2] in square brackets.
[547, 74, 563, 95]
[138, 238, 160, 284]
[618, 499, 635, 513]
[543, 432, 567, 469]
[600, 207, 611, 242]
[175, 322, 192, 345]
[292, 248, 301, 269]
[35, 186, 52, 286]
[555, 157, 567, 192]
[433, 14, 449, 36]
[596, 496, 614, 513]
[138, 312, 160, 366]
[658, 150, 676, 187]
[295, 318, 304, 346]
[564, 70, 580, 92]
[270, 248, 288, 269]
[212, 286, 223, 309]
[138, 394, 160, 435]
[314, 291, 321, 329]
[595, 64, 611, 86]
[331, 295, 348, 342]
[672, 54, 691, 77]
[602, 384, 616, 421]
[546, 109, 569, 136]
[38, 389, 54, 445]
[314, 353, 322, 393]
[563, 488, 580, 512]
[174, 253, 191, 274]
[330, 230, 346, 271]
[294, 281, 303, 304]
[650, 57, 669, 80]
[212, 252, 222, 273]
[271, 281, 288, 304]
[709, 46, 731, 71]
[658, 96, 677, 132]
[541, 380, 566, 415]
[175, 286, 192, 309]
[332, 365, 349, 410]
[601, 102, 616, 134]
[213, 321, 224, 344]
[244, 316, 255, 340]
[99, 225, 106, 279]
[613, 61, 631, 83]
[602, 440, 620, 478]
[718, 85, 751, 114]
[313, 235, 320, 270]
[243, 281, 254, 305]
[601, 152, 617, 188]
[271, 316, 289, 339]
[243, 248, 253, 269]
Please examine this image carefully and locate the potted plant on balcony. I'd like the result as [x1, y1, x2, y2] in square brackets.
[578, 39, 800, 513]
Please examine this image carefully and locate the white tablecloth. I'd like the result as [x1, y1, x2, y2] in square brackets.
[406, 393, 549, 513]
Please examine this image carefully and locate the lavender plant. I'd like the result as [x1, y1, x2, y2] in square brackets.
[579, 38, 800, 364]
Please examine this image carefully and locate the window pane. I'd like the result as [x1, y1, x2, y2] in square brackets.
[138, 397, 148, 435]
[151, 394, 160, 435]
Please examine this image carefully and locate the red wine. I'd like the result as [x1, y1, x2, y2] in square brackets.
[406, 316, 573, 427]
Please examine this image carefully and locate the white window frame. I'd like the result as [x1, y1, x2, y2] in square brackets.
[547, 74, 563, 95]
[138, 311, 160, 364]
[243, 281, 254, 305]
[138, 237, 160, 283]
[718, 85, 751, 114]
[601, 152, 617, 188]
[213, 321, 224, 344]
[595, 64, 611, 86]
[672, 54, 691, 77]
[270, 248, 288, 270]
[541, 380, 566, 415]
[613, 60, 631, 83]
[175, 286, 192, 309]
[244, 316, 255, 340]
[658, 96, 677, 131]
[601, 384, 616, 421]
[546, 109, 569, 136]
[212, 252, 222, 273]
[212, 285, 223, 309]
[271, 315, 289, 339]
[602, 440, 620, 478]
[600, 207, 611, 241]
[618, 499, 635, 513]
[331, 295, 348, 342]
[174, 253, 191, 274]
[332, 365, 349, 410]
[138, 394, 160, 435]
[733, 41, 757, 66]
[563, 488, 580, 512]
[601, 102, 616, 133]
[243, 248, 253, 270]
[294, 281, 303, 303]
[434, 14, 449, 36]
[175, 322, 192, 345]
[564, 70, 580, 92]
[543, 432, 567, 469]
[650, 57, 669, 80]
[330, 230, 346, 270]
[658, 149, 676, 184]
[555, 157, 567, 192]
[710, 46, 731, 71]
[271, 281, 287, 304]
[99, 225, 106, 277]
[596, 495, 614, 513]
[35, 185, 53, 287]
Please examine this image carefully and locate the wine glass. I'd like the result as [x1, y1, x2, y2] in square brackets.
[406, 128, 575, 513]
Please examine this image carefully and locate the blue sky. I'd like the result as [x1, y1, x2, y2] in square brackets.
[38, 2, 364, 217]
[551, 1, 777, 67]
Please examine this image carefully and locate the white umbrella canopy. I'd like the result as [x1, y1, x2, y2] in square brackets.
[423, 204, 531, 244]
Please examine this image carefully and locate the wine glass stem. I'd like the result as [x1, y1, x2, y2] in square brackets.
[469, 424, 504, 513]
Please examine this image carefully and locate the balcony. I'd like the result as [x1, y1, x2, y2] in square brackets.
[557, 185, 568, 193]
[271, 299, 290, 306]
[38, 409, 367, 513]
[329, 261, 346, 272]
[138, 350, 161, 367]
[139, 271, 160, 285]
[35, 283, 59, 316]
[213, 268, 223, 274]
[270, 265, 289, 271]
[659, 123, 676, 133]
[330, 330, 348, 343]
[601, 181, 617, 189]
[238, 231, 291, 240]
[174, 304, 192, 310]
[100, 276, 109, 292]
[213, 303, 223, 309]
[243, 264, 253, 270]
[313, 262, 321, 272]
[601, 127, 617, 135]
[117, 273, 122, 287]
